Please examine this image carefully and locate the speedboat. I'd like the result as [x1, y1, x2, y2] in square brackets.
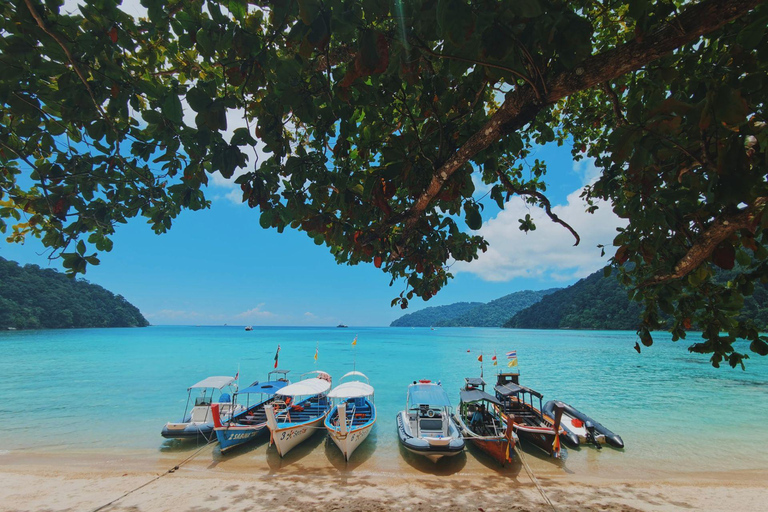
[542, 400, 624, 449]
[396, 380, 464, 462]
[265, 370, 332, 457]
[325, 371, 376, 461]
[454, 377, 517, 466]
[161, 375, 243, 441]
[494, 372, 576, 457]
[212, 370, 290, 453]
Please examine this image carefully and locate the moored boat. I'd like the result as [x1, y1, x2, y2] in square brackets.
[494, 372, 575, 457]
[212, 370, 290, 453]
[265, 370, 332, 457]
[325, 371, 376, 461]
[396, 380, 465, 462]
[542, 400, 624, 449]
[454, 377, 517, 466]
[161, 375, 243, 442]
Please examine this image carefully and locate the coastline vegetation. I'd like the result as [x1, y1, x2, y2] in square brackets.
[0, 256, 149, 330]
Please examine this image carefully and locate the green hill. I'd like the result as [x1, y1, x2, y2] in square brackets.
[390, 301, 483, 327]
[437, 289, 559, 327]
[504, 267, 768, 330]
[0, 257, 149, 329]
[390, 289, 559, 328]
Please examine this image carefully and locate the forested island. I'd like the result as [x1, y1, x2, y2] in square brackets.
[0, 257, 149, 330]
[390, 289, 558, 327]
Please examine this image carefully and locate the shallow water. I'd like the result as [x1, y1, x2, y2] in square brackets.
[0, 326, 765, 476]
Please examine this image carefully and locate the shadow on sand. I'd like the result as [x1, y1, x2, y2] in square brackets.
[158, 437, 215, 453]
[464, 441, 523, 479]
[397, 442, 467, 475]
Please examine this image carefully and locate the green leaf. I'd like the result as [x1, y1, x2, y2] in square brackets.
[228, 0, 247, 21]
[162, 94, 184, 124]
[713, 86, 749, 126]
[76, 240, 86, 256]
[510, 0, 542, 18]
[464, 203, 482, 230]
[750, 338, 768, 356]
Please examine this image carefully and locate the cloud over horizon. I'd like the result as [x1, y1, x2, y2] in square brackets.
[455, 187, 625, 283]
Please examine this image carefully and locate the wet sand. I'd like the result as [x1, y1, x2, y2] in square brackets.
[1, 434, 766, 512]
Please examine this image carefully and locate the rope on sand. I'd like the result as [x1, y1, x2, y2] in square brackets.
[514, 444, 558, 512]
[90, 440, 215, 512]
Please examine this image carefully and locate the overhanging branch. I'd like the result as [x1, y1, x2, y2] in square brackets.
[403, 0, 761, 231]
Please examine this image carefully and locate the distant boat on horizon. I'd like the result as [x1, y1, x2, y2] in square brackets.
[245, 326, 253, 331]
[337, 324, 348, 328]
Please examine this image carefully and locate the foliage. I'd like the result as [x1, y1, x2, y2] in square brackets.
[435, 288, 558, 327]
[0, 256, 149, 329]
[390, 301, 482, 327]
[504, 269, 645, 330]
[1, 0, 767, 366]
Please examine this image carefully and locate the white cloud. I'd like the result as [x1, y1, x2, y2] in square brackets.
[235, 304, 277, 319]
[572, 157, 601, 186]
[304, 312, 317, 319]
[455, 186, 625, 282]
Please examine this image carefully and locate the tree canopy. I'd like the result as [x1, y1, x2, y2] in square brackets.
[1, 0, 767, 367]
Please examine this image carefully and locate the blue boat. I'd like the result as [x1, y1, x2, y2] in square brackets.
[212, 370, 290, 453]
[325, 371, 376, 461]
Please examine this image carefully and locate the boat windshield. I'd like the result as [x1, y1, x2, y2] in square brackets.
[407, 384, 452, 408]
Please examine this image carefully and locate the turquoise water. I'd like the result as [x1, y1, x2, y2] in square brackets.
[0, 326, 766, 473]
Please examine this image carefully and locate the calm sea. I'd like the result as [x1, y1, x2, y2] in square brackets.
[0, 326, 765, 474]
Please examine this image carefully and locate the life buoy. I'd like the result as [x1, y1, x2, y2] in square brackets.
[427, 409, 436, 418]
[419, 379, 431, 383]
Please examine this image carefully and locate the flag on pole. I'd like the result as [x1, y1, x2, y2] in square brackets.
[274, 344, 280, 368]
[508, 359, 518, 367]
[352, 335, 357, 346]
[477, 354, 483, 362]
[234, 370, 239, 380]
[506, 350, 517, 359]
[314, 342, 318, 362]
[492, 352, 497, 366]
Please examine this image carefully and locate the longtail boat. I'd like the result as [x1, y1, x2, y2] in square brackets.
[212, 370, 290, 453]
[325, 371, 376, 461]
[494, 372, 576, 457]
[265, 370, 332, 457]
[454, 377, 517, 466]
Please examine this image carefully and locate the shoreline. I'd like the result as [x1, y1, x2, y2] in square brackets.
[2, 447, 766, 512]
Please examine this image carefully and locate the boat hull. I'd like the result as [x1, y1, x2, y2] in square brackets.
[327, 421, 374, 461]
[514, 423, 560, 456]
[325, 400, 376, 461]
[161, 422, 215, 441]
[215, 423, 268, 452]
[269, 414, 327, 457]
[396, 411, 464, 462]
[542, 400, 624, 448]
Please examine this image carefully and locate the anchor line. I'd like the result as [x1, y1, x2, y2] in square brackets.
[89, 439, 216, 512]
[514, 444, 559, 512]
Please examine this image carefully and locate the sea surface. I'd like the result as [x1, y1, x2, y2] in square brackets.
[0, 326, 766, 476]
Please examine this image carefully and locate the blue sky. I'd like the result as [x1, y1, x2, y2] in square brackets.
[2, 139, 622, 326]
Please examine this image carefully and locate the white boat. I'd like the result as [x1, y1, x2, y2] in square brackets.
[324, 371, 376, 461]
[265, 370, 332, 457]
[396, 380, 465, 462]
[161, 376, 243, 441]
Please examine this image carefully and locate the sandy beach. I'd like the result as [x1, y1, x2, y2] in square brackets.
[2, 442, 766, 512]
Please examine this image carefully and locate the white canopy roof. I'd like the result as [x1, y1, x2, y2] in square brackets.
[328, 380, 374, 398]
[188, 376, 236, 390]
[277, 378, 331, 397]
[339, 371, 369, 383]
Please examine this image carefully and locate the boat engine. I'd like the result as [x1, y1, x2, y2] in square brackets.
[584, 421, 602, 449]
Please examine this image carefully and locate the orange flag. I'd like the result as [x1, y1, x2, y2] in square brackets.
[477, 354, 483, 362]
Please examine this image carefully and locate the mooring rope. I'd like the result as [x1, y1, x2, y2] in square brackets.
[514, 444, 558, 512]
[89, 439, 215, 512]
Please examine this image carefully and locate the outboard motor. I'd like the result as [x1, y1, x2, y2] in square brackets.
[584, 420, 602, 449]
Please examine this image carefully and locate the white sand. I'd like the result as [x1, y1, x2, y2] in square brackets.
[1, 445, 765, 512]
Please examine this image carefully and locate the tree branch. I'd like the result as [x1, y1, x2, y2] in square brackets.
[403, 0, 761, 231]
[643, 197, 768, 286]
[496, 169, 581, 246]
[23, 0, 110, 126]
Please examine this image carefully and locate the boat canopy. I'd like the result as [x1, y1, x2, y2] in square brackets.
[278, 377, 331, 397]
[271, 369, 291, 375]
[237, 380, 288, 395]
[495, 383, 543, 399]
[328, 380, 374, 398]
[188, 376, 236, 390]
[460, 389, 502, 407]
[339, 371, 369, 383]
[408, 383, 452, 408]
[465, 377, 486, 387]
